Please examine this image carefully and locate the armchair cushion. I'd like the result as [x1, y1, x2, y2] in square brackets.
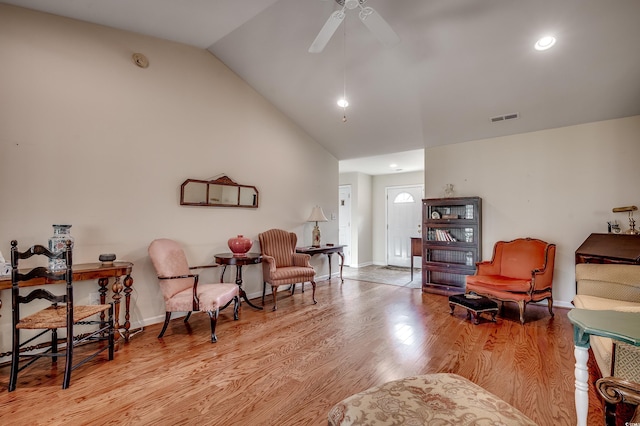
[165, 285, 239, 313]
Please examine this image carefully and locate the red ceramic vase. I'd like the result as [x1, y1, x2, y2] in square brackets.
[228, 235, 252, 256]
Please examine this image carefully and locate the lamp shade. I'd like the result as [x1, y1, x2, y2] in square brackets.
[307, 206, 328, 222]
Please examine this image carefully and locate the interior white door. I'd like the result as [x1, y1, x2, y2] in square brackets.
[387, 185, 423, 267]
[338, 185, 352, 266]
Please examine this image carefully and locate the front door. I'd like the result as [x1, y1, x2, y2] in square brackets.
[386, 185, 423, 267]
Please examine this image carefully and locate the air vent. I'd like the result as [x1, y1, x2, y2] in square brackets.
[490, 112, 519, 123]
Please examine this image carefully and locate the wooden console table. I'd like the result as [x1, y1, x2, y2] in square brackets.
[410, 237, 421, 281]
[567, 309, 640, 426]
[296, 245, 345, 283]
[0, 262, 134, 348]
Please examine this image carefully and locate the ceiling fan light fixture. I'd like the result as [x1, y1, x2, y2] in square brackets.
[344, 0, 361, 10]
[534, 35, 556, 51]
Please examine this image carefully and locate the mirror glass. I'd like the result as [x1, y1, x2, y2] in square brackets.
[180, 176, 259, 208]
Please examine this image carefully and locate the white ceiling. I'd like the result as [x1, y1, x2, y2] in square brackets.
[4, 0, 640, 175]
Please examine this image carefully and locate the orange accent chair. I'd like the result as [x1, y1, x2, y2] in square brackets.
[258, 229, 317, 311]
[465, 237, 556, 324]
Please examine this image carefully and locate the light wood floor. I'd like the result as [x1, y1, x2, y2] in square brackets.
[0, 278, 606, 425]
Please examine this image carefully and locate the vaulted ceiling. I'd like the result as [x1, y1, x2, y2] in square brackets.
[4, 0, 640, 173]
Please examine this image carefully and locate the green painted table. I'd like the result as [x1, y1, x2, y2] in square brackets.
[567, 309, 640, 426]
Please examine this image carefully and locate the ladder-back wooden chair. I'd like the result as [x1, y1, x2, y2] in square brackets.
[9, 240, 114, 391]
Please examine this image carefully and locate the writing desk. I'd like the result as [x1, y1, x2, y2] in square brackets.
[296, 245, 345, 283]
[0, 262, 134, 347]
[567, 309, 640, 426]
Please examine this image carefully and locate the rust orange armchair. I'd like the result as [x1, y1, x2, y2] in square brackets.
[465, 237, 556, 324]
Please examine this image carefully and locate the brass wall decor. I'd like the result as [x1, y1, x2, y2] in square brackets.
[132, 53, 149, 68]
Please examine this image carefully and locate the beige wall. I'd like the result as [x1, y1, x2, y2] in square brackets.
[426, 115, 640, 306]
[0, 5, 338, 352]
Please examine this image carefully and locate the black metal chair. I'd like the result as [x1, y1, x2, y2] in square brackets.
[9, 239, 114, 391]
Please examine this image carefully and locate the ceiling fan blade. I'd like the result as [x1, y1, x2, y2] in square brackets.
[309, 10, 346, 53]
[358, 6, 400, 46]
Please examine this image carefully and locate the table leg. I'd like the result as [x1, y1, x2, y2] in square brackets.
[111, 276, 124, 342]
[572, 323, 591, 426]
[123, 274, 133, 342]
[98, 277, 109, 322]
[574, 345, 590, 426]
[411, 255, 414, 281]
[327, 253, 333, 279]
[235, 265, 263, 310]
[337, 251, 344, 283]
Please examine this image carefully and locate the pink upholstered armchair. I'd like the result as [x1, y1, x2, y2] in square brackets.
[465, 237, 556, 324]
[148, 238, 239, 342]
[258, 229, 317, 311]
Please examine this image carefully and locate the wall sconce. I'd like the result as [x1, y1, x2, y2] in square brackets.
[613, 205, 639, 234]
[307, 206, 328, 247]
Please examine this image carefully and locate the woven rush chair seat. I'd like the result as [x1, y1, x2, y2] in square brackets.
[328, 373, 537, 426]
[17, 304, 112, 329]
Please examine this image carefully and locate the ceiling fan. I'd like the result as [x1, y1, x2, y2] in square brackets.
[308, 0, 400, 53]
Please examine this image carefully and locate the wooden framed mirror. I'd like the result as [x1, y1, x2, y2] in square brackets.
[180, 175, 259, 208]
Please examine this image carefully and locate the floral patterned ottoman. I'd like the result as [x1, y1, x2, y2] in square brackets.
[328, 373, 536, 425]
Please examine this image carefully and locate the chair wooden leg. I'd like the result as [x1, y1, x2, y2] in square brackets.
[311, 281, 317, 304]
[272, 286, 278, 311]
[233, 296, 239, 320]
[547, 297, 554, 317]
[262, 282, 267, 305]
[517, 301, 526, 324]
[9, 328, 20, 392]
[300, 282, 305, 293]
[62, 327, 73, 389]
[52, 328, 58, 363]
[184, 311, 192, 323]
[208, 309, 219, 343]
[158, 312, 172, 338]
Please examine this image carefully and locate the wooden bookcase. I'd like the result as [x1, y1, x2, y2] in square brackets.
[422, 196, 482, 294]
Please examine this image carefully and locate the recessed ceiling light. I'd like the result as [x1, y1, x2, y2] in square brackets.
[337, 98, 349, 108]
[389, 163, 398, 168]
[534, 36, 556, 51]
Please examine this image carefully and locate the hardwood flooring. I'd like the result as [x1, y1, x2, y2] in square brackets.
[0, 278, 606, 425]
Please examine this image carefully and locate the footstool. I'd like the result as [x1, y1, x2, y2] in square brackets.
[328, 373, 536, 425]
[449, 293, 498, 324]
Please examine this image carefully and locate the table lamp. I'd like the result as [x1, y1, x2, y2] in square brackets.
[307, 206, 328, 247]
[613, 205, 639, 234]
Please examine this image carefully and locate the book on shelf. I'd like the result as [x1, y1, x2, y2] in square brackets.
[435, 229, 456, 241]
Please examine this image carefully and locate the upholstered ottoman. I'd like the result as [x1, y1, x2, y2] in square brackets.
[449, 293, 498, 325]
[328, 373, 536, 425]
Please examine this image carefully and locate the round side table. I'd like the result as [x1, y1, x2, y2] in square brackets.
[214, 253, 263, 310]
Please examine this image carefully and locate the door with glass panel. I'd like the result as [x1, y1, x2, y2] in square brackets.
[387, 185, 423, 267]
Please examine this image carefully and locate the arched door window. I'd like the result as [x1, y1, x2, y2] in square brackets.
[393, 192, 415, 204]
